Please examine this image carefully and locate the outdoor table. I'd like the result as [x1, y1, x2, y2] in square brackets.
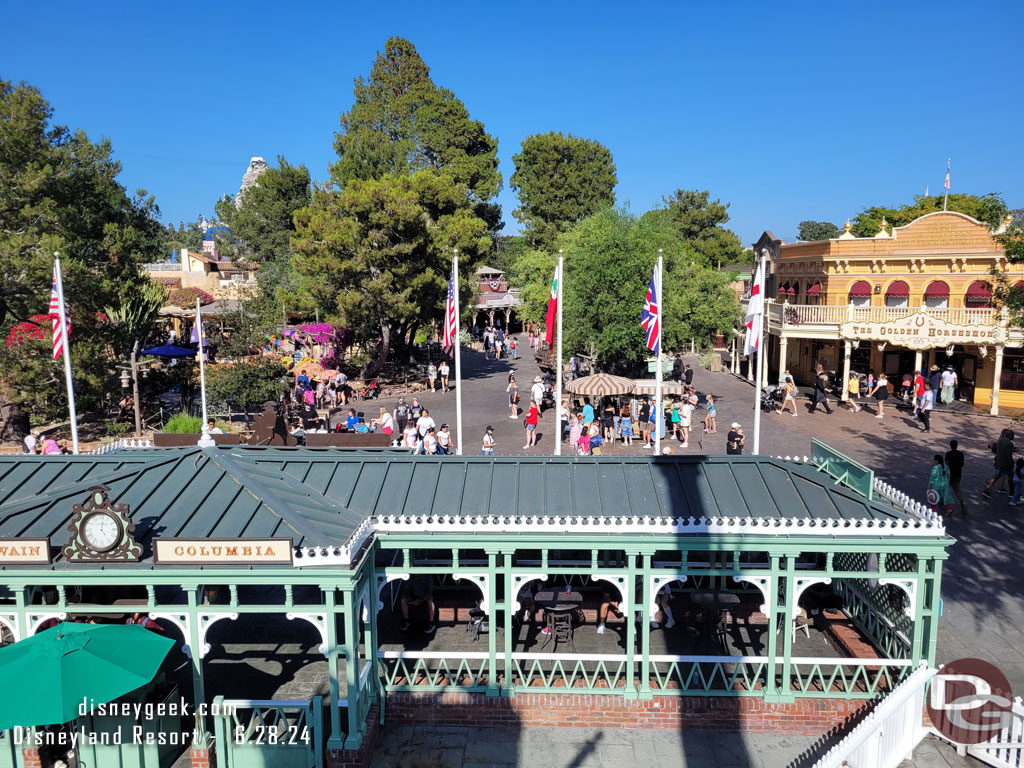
[534, 590, 583, 652]
[689, 589, 740, 636]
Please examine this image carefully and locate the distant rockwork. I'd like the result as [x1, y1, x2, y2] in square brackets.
[236, 156, 269, 207]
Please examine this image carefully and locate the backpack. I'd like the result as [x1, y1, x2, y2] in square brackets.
[591, 433, 603, 448]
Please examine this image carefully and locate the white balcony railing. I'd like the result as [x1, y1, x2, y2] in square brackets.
[749, 300, 1001, 329]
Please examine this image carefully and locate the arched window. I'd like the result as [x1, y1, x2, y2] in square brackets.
[848, 280, 871, 308]
[965, 281, 992, 308]
[923, 281, 950, 309]
[805, 281, 821, 305]
[885, 281, 910, 309]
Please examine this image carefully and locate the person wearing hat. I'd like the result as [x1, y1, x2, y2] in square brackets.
[23, 429, 40, 454]
[726, 423, 745, 455]
[531, 376, 545, 412]
[481, 425, 495, 456]
[940, 366, 958, 404]
[928, 364, 942, 395]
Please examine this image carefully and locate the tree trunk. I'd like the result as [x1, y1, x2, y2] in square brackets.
[0, 389, 29, 446]
[368, 322, 390, 378]
[130, 345, 142, 437]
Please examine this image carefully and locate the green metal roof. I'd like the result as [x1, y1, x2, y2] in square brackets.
[0, 448, 941, 569]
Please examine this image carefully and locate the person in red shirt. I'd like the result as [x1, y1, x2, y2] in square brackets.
[523, 401, 539, 449]
[913, 371, 926, 420]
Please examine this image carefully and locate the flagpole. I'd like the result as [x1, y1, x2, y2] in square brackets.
[943, 158, 950, 211]
[53, 254, 79, 455]
[654, 249, 663, 456]
[554, 252, 564, 457]
[752, 249, 767, 455]
[195, 297, 212, 447]
[453, 250, 464, 456]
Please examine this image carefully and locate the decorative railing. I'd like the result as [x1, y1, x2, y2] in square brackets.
[648, 655, 768, 695]
[510, 652, 628, 693]
[812, 663, 934, 768]
[88, 438, 153, 454]
[749, 300, 1001, 329]
[834, 580, 912, 659]
[786, 658, 913, 698]
[378, 650, 491, 692]
[212, 696, 324, 768]
[965, 695, 1024, 767]
[874, 478, 944, 526]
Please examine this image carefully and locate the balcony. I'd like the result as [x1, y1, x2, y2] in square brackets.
[749, 300, 1002, 332]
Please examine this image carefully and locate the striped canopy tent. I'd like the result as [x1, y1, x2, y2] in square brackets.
[566, 373, 636, 396]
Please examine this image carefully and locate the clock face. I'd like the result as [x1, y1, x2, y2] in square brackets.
[82, 512, 121, 553]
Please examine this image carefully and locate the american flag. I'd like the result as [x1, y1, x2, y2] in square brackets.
[49, 264, 70, 361]
[641, 266, 660, 356]
[442, 260, 458, 357]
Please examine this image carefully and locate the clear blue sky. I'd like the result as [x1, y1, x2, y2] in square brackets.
[3, 0, 1022, 246]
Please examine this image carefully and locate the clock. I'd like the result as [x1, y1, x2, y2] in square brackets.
[82, 511, 122, 552]
[63, 486, 142, 562]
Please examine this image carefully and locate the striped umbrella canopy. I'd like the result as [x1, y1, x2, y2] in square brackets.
[566, 373, 636, 396]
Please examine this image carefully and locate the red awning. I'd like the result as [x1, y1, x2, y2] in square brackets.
[848, 280, 872, 297]
[778, 282, 789, 294]
[886, 281, 910, 298]
[924, 281, 950, 298]
[966, 281, 992, 298]
[1015, 281, 1024, 290]
[806, 282, 821, 296]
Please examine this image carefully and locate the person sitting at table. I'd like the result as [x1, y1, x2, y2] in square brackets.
[650, 585, 676, 629]
[399, 575, 436, 634]
[126, 612, 164, 632]
[345, 409, 360, 431]
[597, 590, 624, 635]
[516, 579, 546, 633]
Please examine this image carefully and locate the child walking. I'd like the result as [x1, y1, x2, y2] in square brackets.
[703, 395, 717, 434]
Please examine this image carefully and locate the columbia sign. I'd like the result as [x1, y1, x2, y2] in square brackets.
[927, 658, 1017, 746]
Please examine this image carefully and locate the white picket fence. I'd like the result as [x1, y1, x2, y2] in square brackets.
[813, 664, 935, 768]
[88, 438, 153, 454]
[965, 696, 1024, 768]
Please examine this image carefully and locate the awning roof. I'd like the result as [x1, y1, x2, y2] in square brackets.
[886, 281, 910, 297]
[806, 282, 821, 296]
[924, 281, 950, 297]
[966, 281, 992, 297]
[0, 449, 945, 570]
[848, 281, 872, 297]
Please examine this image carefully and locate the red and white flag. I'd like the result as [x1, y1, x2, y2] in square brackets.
[544, 264, 559, 348]
[944, 158, 951, 191]
[442, 259, 458, 358]
[49, 264, 71, 361]
[743, 261, 763, 356]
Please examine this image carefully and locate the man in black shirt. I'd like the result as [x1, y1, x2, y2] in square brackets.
[684, 364, 694, 386]
[945, 439, 965, 513]
[639, 398, 652, 448]
[810, 370, 833, 414]
[726, 423, 745, 455]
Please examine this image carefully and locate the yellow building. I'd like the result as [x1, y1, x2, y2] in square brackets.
[750, 211, 1023, 414]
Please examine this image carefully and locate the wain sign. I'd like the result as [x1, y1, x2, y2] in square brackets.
[154, 538, 293, 565]
[842, 312, 1004, 350]
[0, 538, 50, 565]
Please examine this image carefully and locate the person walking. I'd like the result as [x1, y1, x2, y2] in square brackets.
[679, 397, 694, 448]
[726, 423, 745, 455]
[1010, 458, 1024, 507]
[602, 400, 616, 444]
[507, 373, 520, 419]
[438, 360, 450, 392]
[810, 369, 833, 414]
[568, 412, 583, 453]
[639, 397, 652, 448]
[426, 362, 437, 393]
[670, 398, 682, 441]
[531, 377, 545, 413]
[945, 440, 966, 513]
[684, 364, 694, 386]
[394, 397, 410, 436]
[437, 423, 454, 455]
[619, 404, 634, 446]
[703, 395, 717, 434]
[523, 401, 539, 449]
[481, 425, 495, 456]
[982, 429, 1016, 498]
[927, 454, 954, 516]
[416, 408, 436, 455]
[780, 376, 799, 416]
[868, 373, 889, 419]
[940, 366, 958, 404]
[403, 422, 420, 451]
[918, 382, 934, 433]
[846, 373, 861, 413]
[582, 397, 595, 429]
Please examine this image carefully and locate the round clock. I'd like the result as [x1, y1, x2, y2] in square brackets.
[81, 511, 122, 553]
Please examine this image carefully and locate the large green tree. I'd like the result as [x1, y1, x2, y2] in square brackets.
[644, 189, 745, 267]
[851, 193, 1008, 237]
[0, 80, 164, 441]
[292, 170, 489, 374]
[510, 132, 617, 249]
[798, 220, 841, 241]
[332, 37, 502, 232]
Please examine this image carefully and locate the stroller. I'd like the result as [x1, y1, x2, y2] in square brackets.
[360, 379, 380, 400]
[760, 384, 783, 413]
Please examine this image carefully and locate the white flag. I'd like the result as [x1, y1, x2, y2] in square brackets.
[744, 262, 764, 356]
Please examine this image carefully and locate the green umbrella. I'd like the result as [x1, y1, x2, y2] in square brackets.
[0, 622, 174, 730]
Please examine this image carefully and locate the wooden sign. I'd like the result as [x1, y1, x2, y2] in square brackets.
[842, 312, 1003, 350]
[0, 538, 50, 565]
[154, 538, 293, 566]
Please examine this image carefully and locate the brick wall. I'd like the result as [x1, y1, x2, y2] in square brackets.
[326, 705, 380, 768]
[383, 691, 871, 736]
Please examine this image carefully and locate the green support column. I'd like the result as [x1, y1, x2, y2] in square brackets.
[486, 551, 501, 696]
[623, 551, 639, 698]
[777, 555, 797, 702]
[503, 550, 515, 696]
[920, 558, 944, 668]
[185, 586, 208, 745]
[638, 552, 653, 698]
[324, 588, 345, 751]
[910, 557, 928, 667]
[342, 586, 364, 749]
[762, 554, 783, 700]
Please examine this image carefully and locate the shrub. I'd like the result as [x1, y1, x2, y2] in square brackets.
[168, 287, 214, 307]
[163, 413, 203, 433]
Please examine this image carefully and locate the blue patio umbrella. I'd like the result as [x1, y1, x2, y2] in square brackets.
[141, 345, 197, 359]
